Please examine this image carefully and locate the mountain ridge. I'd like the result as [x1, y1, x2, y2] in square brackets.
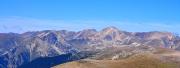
[0, 26, 180, 68]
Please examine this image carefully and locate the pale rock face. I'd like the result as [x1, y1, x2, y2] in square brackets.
[94, 27, 127, 41]
[112, 55, 119, 60]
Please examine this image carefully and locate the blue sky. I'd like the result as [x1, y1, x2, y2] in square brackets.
[0, 0, 180, 33]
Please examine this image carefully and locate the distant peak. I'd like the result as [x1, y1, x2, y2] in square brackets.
[102, 26, 120, 32]
[82, 29, 97, 32]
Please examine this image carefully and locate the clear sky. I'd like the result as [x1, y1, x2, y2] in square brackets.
[0, 0, 180, 33]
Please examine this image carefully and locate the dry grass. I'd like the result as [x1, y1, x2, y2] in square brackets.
[53, 54, 179, 68]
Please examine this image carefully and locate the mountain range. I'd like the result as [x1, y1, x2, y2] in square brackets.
[0, 26, 180, 68]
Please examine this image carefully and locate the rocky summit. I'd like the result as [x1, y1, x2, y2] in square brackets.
[0, 27, 180, 68]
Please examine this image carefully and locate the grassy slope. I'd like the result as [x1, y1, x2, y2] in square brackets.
[54, 54, 179, 68]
